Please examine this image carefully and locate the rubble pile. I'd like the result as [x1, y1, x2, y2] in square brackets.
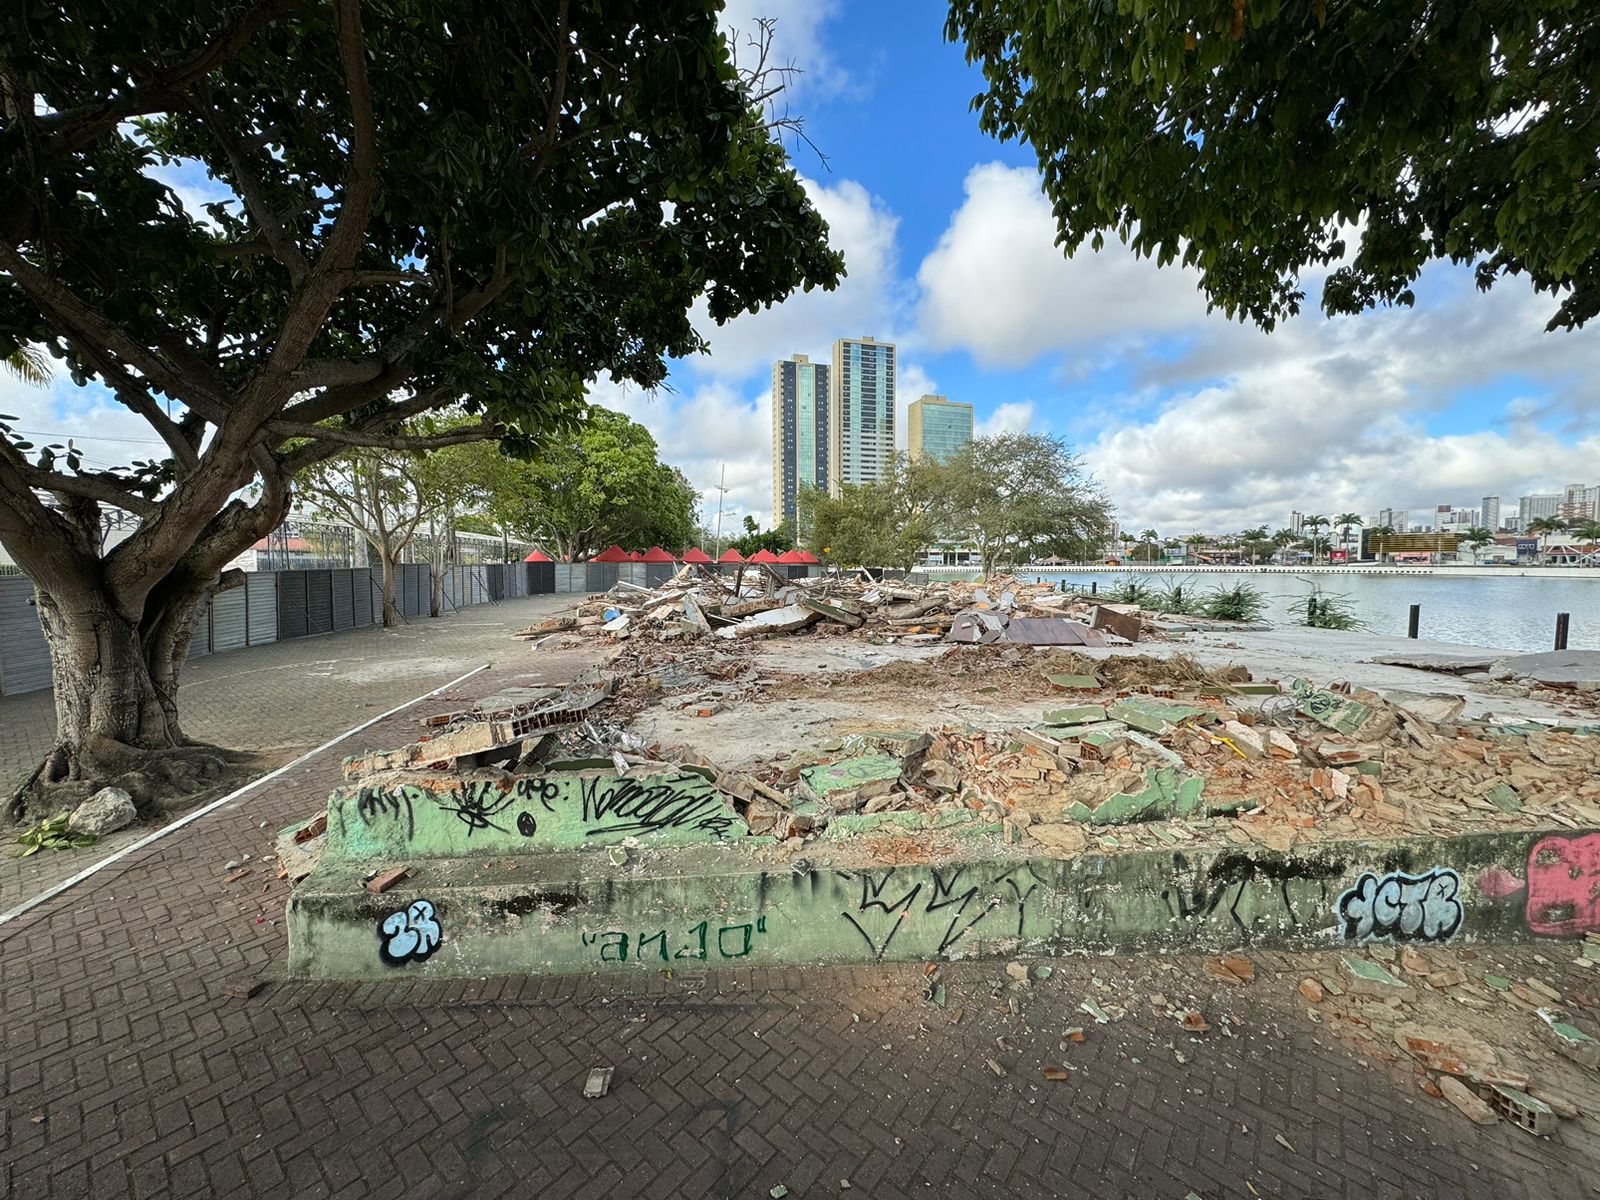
[329, 649, 1600, 864]
[513, 567, 1163, 647]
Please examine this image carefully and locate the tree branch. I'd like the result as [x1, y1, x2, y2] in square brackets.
[0, 240, 226, 419]
[269, 417, 500, 453]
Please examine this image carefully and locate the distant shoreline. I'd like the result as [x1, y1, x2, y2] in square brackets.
[920, 563, 1600, 581]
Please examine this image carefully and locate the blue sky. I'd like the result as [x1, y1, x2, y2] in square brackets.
[6, 0, 1597, 538]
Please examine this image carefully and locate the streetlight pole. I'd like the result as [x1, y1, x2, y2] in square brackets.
[711, 462, 729, 558]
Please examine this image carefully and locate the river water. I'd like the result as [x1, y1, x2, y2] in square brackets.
[1016, 570, 1599, 654]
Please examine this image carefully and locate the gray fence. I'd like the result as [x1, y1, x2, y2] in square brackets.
[0, 561, 558, 698]
[0, 559, 840, 697]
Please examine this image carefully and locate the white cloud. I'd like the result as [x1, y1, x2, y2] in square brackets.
[917, 163, 1211, 368]
[0, 368, 168, 474]
[688, 174, 905, 380]
[1079, 275, 1600, 534]
[590, 376, 776, 532]
[720, 0, 853, 103]
[977, 401, 1035, 438]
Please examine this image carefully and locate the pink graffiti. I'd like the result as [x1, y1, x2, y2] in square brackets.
[1475, 864, 1525, 901]
[1526, 833, 1600, 938]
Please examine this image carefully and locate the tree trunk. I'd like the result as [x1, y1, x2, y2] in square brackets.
[379, 552, 400, 626]
[31, 586, 186, 786]
[429, 567, 444, 618]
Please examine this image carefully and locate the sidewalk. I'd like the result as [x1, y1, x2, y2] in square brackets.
[0, 600, 1596, 1199]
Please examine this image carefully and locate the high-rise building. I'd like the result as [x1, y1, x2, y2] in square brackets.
[907, 394, 973, 463]
[1290, 511, 1305, 534]
[1561, 482, 1599, 522]
[1480, 496, 1501, 532]
[1374, 507, 1408, 532]
[770, 354, 830, 527]
[1519, 493, 1561, 526]
[829, 336, 895, 495]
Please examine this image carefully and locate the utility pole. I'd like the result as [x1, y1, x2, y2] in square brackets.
[711, 462, 729, 558]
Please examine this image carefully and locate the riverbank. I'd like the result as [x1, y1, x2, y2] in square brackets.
[924, 563, 1600, 580]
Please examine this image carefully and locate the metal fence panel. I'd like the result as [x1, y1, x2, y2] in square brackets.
[554, 563, 576, 592]
[0, 575, 50, 695]
[211, 586, 248, 653]
[304, 569, 334, 635]
[529, 562, 555, 594]
[353, 569, 374, 626]
[402, 564, 427, 617]
[585, 563, 618, 592]
[468, 565, 488, 605]
[331, 569, 354, 631]
[277, 571, 308, 640]
[246, 573, 278, 644]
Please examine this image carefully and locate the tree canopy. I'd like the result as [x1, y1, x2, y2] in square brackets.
[0, 0, 841, 799]
[492, 407, 698, 562]
[947, 1, 1600, 331]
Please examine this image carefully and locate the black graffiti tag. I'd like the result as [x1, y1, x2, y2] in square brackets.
[578, 774, 737, 838]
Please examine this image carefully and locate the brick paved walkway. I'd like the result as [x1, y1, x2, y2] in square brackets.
[2, 606, 1598, 1199]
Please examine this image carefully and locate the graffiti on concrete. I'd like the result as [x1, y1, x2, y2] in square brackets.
[378, 899, 442, 965]
[838, 864, 1043, 960]
[576, 774, 739, 839]
[1337, 868, 1463, 942]
[354, 786, 416, 840]
[434, 780, 522, 838]
[332, 769, 745, 856]
[1526, 833, 1600, 937]
[581, 916, 768, 963]
[1162, 851, 1347, 935]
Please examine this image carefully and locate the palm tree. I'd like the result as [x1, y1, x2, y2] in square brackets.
[1528, 516, 1568, 561]
[1135, 528, 1159, 562]
[1301, 514, 1329, 563]
[1571, 519, 1600, 551]
[1271, 528, 1297, 564]
[3, 345, 50, 385]
[1333, 512, 1362, 558]
[1460, 526, 1494, 562]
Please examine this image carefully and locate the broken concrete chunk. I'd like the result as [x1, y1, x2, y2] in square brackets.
[1341, 955, 1410, 995]
[1088, 604, 1142, 642]
[1108, 696, 1213, 735]
[1219, 721, 1264, 759]
[798, 755, 903, 806]
[1438, 1076, 1497, 1125]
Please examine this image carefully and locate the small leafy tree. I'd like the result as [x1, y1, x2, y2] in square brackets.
[297, 446, 444, 627]
[919, 434, 1110, 576]
[799, 460, 937, 571]
[1459, 526, 1495, 562]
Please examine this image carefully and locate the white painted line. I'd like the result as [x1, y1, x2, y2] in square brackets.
[0, 662, 491, 932]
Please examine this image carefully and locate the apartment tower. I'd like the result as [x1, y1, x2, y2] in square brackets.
[828, 336, 895, 495]
[907, 394, 974, 463]
[770, 354, 830, 527]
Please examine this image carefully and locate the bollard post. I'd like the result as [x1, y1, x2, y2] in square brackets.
[1407, 604, 1420, 639]
[1555, 612, 1570, 651]
[1090, 581, 1097, 596]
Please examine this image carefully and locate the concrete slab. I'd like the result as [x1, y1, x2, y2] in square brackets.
[285, 825, 1594, 979]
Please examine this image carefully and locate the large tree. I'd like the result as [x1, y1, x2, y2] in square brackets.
[493, 407, 699, 562]
[0, 1, 841, 807]
[948, 1, 1600, 331]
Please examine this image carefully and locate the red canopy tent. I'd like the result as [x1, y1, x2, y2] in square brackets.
[680, 547, 713, 564]
[775, 550, 806, 564]
[522, 550, 552, 563]
[747, 549, 781, 564]
[626, 550, 645, 561]
[794, 549, 820, 564]
[716, 548, 745, 563]
[590, 545, 630, 562]
[640, 546, 676, 563]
